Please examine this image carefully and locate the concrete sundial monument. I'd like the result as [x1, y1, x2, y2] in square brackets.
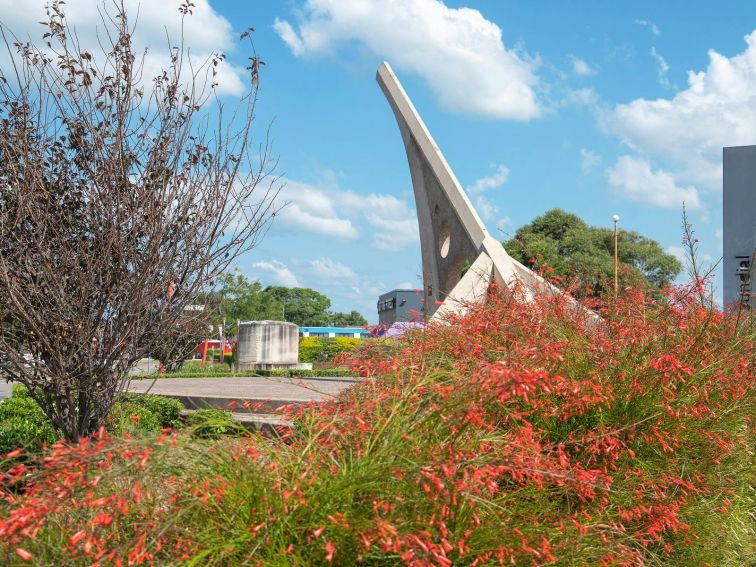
[377, 62, 567, 321]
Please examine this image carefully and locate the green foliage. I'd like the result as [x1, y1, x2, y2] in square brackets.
[260, 368, 355, 378]
[0, 389, 58, 454]
[329, 310, 368, 326]
[0, 388, 187, 454]
[214, 273, 283, 334]
[298, 336, 363, 363]
[205, 348, 223, 362]
[264, 285, 332, 326]
[117, 394, 184, 429]
[185, 409, 247, 438]
[215, 273, 368, 331]
[195, 349, 234, 369]
[11, 383, 32, 398]
[503, 208, 682, 295]
[131, 366, 356, 379]
[298, 336, 323, 363]
[106, 402, 162, 437]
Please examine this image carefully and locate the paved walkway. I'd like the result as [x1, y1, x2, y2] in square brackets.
[1, 376, 359, 409]
[0, 381, 12, 400]
[127, 376, 359, 411]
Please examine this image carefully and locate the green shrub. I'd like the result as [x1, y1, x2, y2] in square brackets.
[260, 368, 355, 378]
[0, 394, 58, 454]
[117, 393, 184, 428]
[298, 336, 322, 363]
[11, 383, 32, 398]
[130, 368, 356, 379]
[106, 402, 161, 437]
[205, 348, 224, 363]
[298, 336, 362, 363]
[185, 409, 247, 439]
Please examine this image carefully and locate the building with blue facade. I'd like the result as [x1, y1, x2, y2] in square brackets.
[299, 326, 370, 338]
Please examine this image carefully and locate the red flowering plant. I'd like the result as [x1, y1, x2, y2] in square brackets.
[0, 269, 752, 565]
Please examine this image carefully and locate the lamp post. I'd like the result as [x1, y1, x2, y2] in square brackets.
[612, 214, 620, 295]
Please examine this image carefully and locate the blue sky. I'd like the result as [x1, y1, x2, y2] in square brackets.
[5, 0, 755, 322]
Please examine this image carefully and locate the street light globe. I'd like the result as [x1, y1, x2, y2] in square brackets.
[612, 214, 620, 223]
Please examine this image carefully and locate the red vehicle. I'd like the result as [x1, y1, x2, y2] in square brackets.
[194, 339, 234, 361]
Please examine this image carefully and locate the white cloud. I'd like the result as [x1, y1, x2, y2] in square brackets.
[370, 216, 421, 250]
[634, 19, 661, 37]
[495, 216, 512, 236]
[466, 164, 510, 193]
[664, 245, 712, 270]
[665, 245, 686, 264]
[606, 31, 756, 192]
[251, 260, 301, 287]
[564, 87, 598, 107]
[465, 163, 509, 221]
[252, 256, 392, 321]
[607, 156, 701, 210]
[580, 148, 601, 173]
[274, 177, 419, 249]
[650, 47, 672, 89]
[0, 0, 246, 96]
[276, 179, 359, 239]
[308, 258, 357, 280]
[570, 55, 596, 76]
[273, 19, 305, 55]
[331, 187, 419, 249]
[274, 0, 540, 120]
[474, 195, 499, 221]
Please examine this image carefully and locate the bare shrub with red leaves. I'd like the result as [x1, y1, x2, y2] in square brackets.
[0, 280, 753, 565]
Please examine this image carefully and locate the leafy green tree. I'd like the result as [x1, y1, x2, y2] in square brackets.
[215, 275, 368, 329]
[503, 209, 682, 295]
[264, 286, 333, 326]
[215, 273, 282, 334]
[329, 310, 368, 327]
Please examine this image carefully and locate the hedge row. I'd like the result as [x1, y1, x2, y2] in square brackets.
[298, 336, 363, 363]
[0, 387, 187, 453]
[0, 386, 58, 455]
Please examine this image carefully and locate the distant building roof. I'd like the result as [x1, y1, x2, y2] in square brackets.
[379, 288, 421, 295]
[299, 326, 370, 334]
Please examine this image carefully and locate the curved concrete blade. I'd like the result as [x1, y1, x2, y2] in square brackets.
[377, 61, 597, 323]
[377, 61, 490, 316]
[430, 251, 494, 322]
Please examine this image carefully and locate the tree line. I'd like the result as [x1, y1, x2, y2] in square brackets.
[503, 209, 682, 297]
[213, 273, 367, 334]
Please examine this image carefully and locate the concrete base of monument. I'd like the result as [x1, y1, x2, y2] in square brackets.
[236, 320, 301, 369]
